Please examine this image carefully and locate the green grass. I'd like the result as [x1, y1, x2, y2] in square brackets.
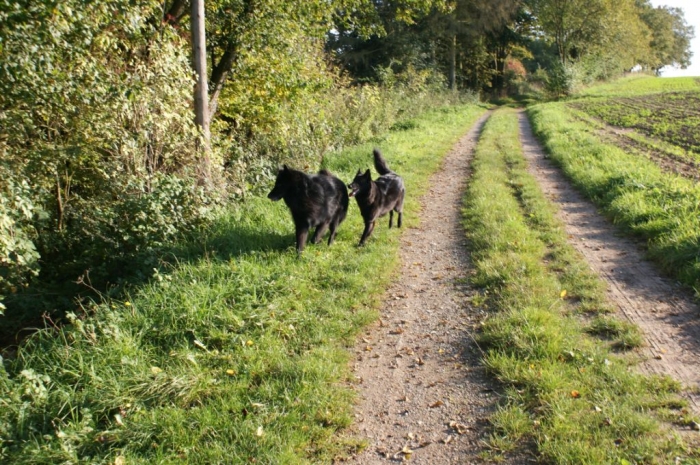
[0, 104, 487, 464]
[463, 108, 698, 464]
[577, 75, 700, 98]
[527, 101, 700, 293]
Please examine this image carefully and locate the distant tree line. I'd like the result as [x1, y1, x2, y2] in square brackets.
[0, 0, 693, 317]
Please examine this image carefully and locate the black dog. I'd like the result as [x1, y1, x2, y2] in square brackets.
[268, 165, 349, 253]
[348, 149, 405, 246]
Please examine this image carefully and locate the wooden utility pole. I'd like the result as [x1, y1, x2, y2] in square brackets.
[191, 0, 211, 181]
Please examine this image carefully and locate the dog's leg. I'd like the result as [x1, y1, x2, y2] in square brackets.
[359, 221, 375, 246]
[328, 221, 338, 246]
[396, 193, 405, 228]
[296, 227, 309, 254]
[389, 211, 394, 228]
[311, 222, 329, 244]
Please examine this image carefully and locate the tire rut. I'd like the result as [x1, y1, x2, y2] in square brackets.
[517, 109, 700, 414]
[342, 111, 519, 464]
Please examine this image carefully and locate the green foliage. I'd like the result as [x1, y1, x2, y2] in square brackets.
[0, 104, 485, 464]
[0, 177, 41, 314]
[0, 0, 218, 312]
[544, 62, 575, 97]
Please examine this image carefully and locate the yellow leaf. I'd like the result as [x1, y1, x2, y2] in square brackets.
[560, 290, 567, 299]
[226, 369, 236, 376]
[246, 340, 254, 346]
[570, 390, 581, 398]
[150, 366, 163, 375]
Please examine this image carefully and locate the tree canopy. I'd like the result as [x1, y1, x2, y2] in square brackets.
[0, 0, 694, 314]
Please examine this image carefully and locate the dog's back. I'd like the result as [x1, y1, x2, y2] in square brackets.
[348, 149, 406, 245]
[268, 165, 348, 252]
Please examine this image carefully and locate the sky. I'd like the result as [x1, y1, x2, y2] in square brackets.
[650, 0, 700, 77]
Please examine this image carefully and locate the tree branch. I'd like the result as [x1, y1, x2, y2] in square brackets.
[208, 43, 238, 119]
[163, 0, 189, 26]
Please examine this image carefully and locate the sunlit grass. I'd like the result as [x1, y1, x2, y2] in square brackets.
[0, 104, 487, 464]
[464, 108, 698, 464]
[527, 101, 700, 292]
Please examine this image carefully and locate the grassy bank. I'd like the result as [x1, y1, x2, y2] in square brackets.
[0, 105, 486, 464]
[527, 100, 700, 292]
[463, 108, 698, 463]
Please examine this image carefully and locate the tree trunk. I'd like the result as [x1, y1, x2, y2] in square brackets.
[191, 0, 211, 183]
[208, 44, 237, 119]
[448, 34, 456, 90]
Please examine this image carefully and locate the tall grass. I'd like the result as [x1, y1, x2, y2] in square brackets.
[0, 104, 487, 463]
[463, 108, 697, 464]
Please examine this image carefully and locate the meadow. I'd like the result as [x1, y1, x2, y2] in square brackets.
[0, 105, 486, 464]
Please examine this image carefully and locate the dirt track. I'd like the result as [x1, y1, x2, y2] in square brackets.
[517, 109, 700, 414]
[344, 108, 700, 464]
[344, 112, 507, 464]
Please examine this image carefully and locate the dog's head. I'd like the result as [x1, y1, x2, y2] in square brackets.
[347, 169, 372, 197]
[268, 165, 296, 201]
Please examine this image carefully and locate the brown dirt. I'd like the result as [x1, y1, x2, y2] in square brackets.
[517, 109, 700, 414]
[341, 112, 522, 464]
[341, 107, 700, 464]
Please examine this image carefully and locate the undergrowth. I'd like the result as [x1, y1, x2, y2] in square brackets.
[0, 104, 487, 463]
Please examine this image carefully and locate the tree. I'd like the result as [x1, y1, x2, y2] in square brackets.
[191, 0, 211, 182]
[637, 1, 694, 72]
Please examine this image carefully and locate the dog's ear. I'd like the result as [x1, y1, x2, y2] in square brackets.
[283, 164, 289, 172]
[364, 169, 371, 177]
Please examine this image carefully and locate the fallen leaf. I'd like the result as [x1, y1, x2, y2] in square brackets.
[570, 390, 581, 398]
[150, 366, 163, 375]
[449, 421, 468, 434]
[560, 290, 567, 299]
[226, 369, 236, 376]
[390, 328, 404, 335]
[256, 426, 264, 437]
[429, 400, 444, 408]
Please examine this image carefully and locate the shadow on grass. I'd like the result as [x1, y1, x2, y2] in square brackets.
[0, 215, 295, 349]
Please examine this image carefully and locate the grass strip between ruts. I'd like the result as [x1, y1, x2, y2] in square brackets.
[462, 108, 698, 464]
[0, 104, 486, 464]
[527, 101, 700, 293]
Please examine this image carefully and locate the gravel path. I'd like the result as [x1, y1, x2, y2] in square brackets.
[517, 109, 700, 414]
[343, 112, 507, 464]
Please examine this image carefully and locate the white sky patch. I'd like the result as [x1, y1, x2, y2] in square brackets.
[650, 0, 700, 77]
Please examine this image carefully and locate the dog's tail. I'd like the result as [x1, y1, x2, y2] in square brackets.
[373, 148, 392, 175]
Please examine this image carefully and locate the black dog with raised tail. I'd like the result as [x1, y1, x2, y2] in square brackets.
[347, 149, 405, 246]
